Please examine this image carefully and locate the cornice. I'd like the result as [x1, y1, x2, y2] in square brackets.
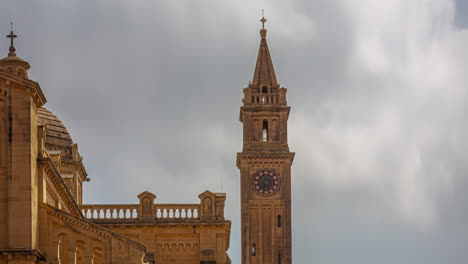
[38, 155, 84, 217]
[42, 203, 147, 252]
[236, 152, 295, 167]
[92, 219, 231, 227]
[239, 105, 291, 122]
[0, 249, 46, 261]
[0, 71, 46, 107]
[61, 158, 89, 181]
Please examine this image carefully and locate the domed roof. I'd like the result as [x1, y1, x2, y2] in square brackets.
[38, 107, 73, 149]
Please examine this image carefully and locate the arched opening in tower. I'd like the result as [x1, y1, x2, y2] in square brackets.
[262, 120, 268, 141]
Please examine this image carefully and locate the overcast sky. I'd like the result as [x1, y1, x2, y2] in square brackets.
[2, 0, 468, 263]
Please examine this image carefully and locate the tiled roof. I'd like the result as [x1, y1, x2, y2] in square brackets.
[38, 107, 73, 148]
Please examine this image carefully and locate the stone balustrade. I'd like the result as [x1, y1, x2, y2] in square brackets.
[80, 190, 225, 222]
[81, 204, 139, 220]
[242, 87, 288, 106]
[154, 204, 200, 219]
[251, 94, 280, 104]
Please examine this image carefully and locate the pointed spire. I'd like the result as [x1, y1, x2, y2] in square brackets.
[251, 12, 278, 87]
[7, 22, 17, 56]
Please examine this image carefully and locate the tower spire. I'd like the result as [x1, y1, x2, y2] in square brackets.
[238, 13, 294, 264]
[7, 22, 17, 56]
[252, 12, 278, 87]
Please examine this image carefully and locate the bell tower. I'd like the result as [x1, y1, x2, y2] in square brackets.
[237, 15, 294, 264]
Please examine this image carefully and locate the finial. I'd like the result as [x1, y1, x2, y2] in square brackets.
[7, 21, 17, 56]
[260, 10, 267, 29]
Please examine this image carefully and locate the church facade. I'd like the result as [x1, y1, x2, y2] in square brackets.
[0, 16, 292, 264]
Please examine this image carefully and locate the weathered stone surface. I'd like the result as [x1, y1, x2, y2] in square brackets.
[237, 19, 294, 264]
[0, 31, 232, 263]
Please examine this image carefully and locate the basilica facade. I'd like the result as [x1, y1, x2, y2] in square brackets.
[0, 16, 292, 264]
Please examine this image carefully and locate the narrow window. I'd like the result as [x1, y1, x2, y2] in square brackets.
[277, 214, 282, 227]
[262, 86, 268, 93]
[252, 244, 256, 256]
[278, 253, 282, 264]
[262, 120, 268, 141]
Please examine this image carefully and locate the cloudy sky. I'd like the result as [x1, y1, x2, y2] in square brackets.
[2, 0, 468, 263]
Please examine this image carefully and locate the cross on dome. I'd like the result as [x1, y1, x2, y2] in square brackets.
[7, 22, 17, 56]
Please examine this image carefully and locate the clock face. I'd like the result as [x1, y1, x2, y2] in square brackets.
[252, 168, 280, 196]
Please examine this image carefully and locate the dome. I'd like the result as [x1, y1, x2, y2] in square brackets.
[37, 107, 73, 150]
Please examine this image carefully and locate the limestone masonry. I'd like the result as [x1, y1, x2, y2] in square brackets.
[0, 16, 292, 264]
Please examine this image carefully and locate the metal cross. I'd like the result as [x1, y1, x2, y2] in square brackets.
[260, 10, 267, 29]
[7, 22, 17, 55]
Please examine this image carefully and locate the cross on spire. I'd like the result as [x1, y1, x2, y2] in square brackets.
[260, 10, 267, 29]
[252, 12, 278, 87]
[7, 22, 17, 56]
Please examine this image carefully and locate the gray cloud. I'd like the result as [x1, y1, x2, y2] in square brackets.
[2, 0, 468, 263]
[455, 0, 468, 29]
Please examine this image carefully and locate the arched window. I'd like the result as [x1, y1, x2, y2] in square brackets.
[262, 120, 268, 141]
[262, 86, 268, 93]
[252, 243, 256, 256]
[57, 234, 69, 264]
[277, 214, 282, 227]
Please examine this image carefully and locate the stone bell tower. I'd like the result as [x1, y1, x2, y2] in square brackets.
[237, 15, 294, 264]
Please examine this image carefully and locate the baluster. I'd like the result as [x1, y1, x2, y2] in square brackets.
[169, 209, 174, 219]
[181, 209, 186, 219]
[156, 208, 161, 219]
[163, 209, 167, 218]
[194, 209, 198, 219]
[187, 209, 192, 219]
[126, 209, 131, 219]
